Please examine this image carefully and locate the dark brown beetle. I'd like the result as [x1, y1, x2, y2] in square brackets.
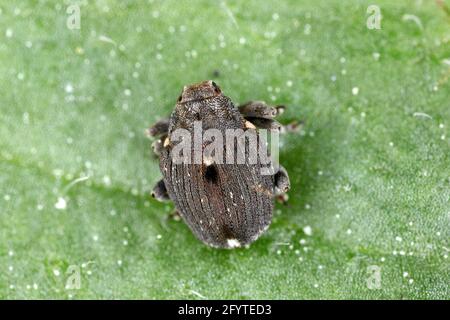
[148, 80, 292, 248]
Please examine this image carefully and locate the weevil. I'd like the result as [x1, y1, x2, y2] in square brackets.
[148, 80, 294, 249]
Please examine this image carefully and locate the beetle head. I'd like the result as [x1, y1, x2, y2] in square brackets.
[176, 80, 222, 104]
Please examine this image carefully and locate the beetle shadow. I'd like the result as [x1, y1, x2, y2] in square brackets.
[275, 117, 344, 219]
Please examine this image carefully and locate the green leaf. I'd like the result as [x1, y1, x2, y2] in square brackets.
[0, 0, 449, 299]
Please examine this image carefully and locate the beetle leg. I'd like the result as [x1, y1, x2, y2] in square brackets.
[168, 210, 182, 221]
[275, 193, 289, 205]
[239, 101, 282, 119]
[151, 179, 171, 202]
[239, 101, 301, 133]
[151, 134, 168, 156]
[147, 118, 170, 157]
[274, 165, 290, 204]
[283, 120, 303, 133]
[244, 117, 283, 131]
[146, 118, 169, 137]
[245, 116, 302, 133]
[274, 165, 290, 195]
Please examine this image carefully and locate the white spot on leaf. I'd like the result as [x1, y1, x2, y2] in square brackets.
[54, 197, 67, 210]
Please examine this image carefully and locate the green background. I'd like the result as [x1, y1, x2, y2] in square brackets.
[0, 0, 449, 299]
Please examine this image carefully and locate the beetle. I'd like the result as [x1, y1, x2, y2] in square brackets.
[148, 80, 293, 249]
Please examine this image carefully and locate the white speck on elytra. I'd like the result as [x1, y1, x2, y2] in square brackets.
[227, 239, 241, 248]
